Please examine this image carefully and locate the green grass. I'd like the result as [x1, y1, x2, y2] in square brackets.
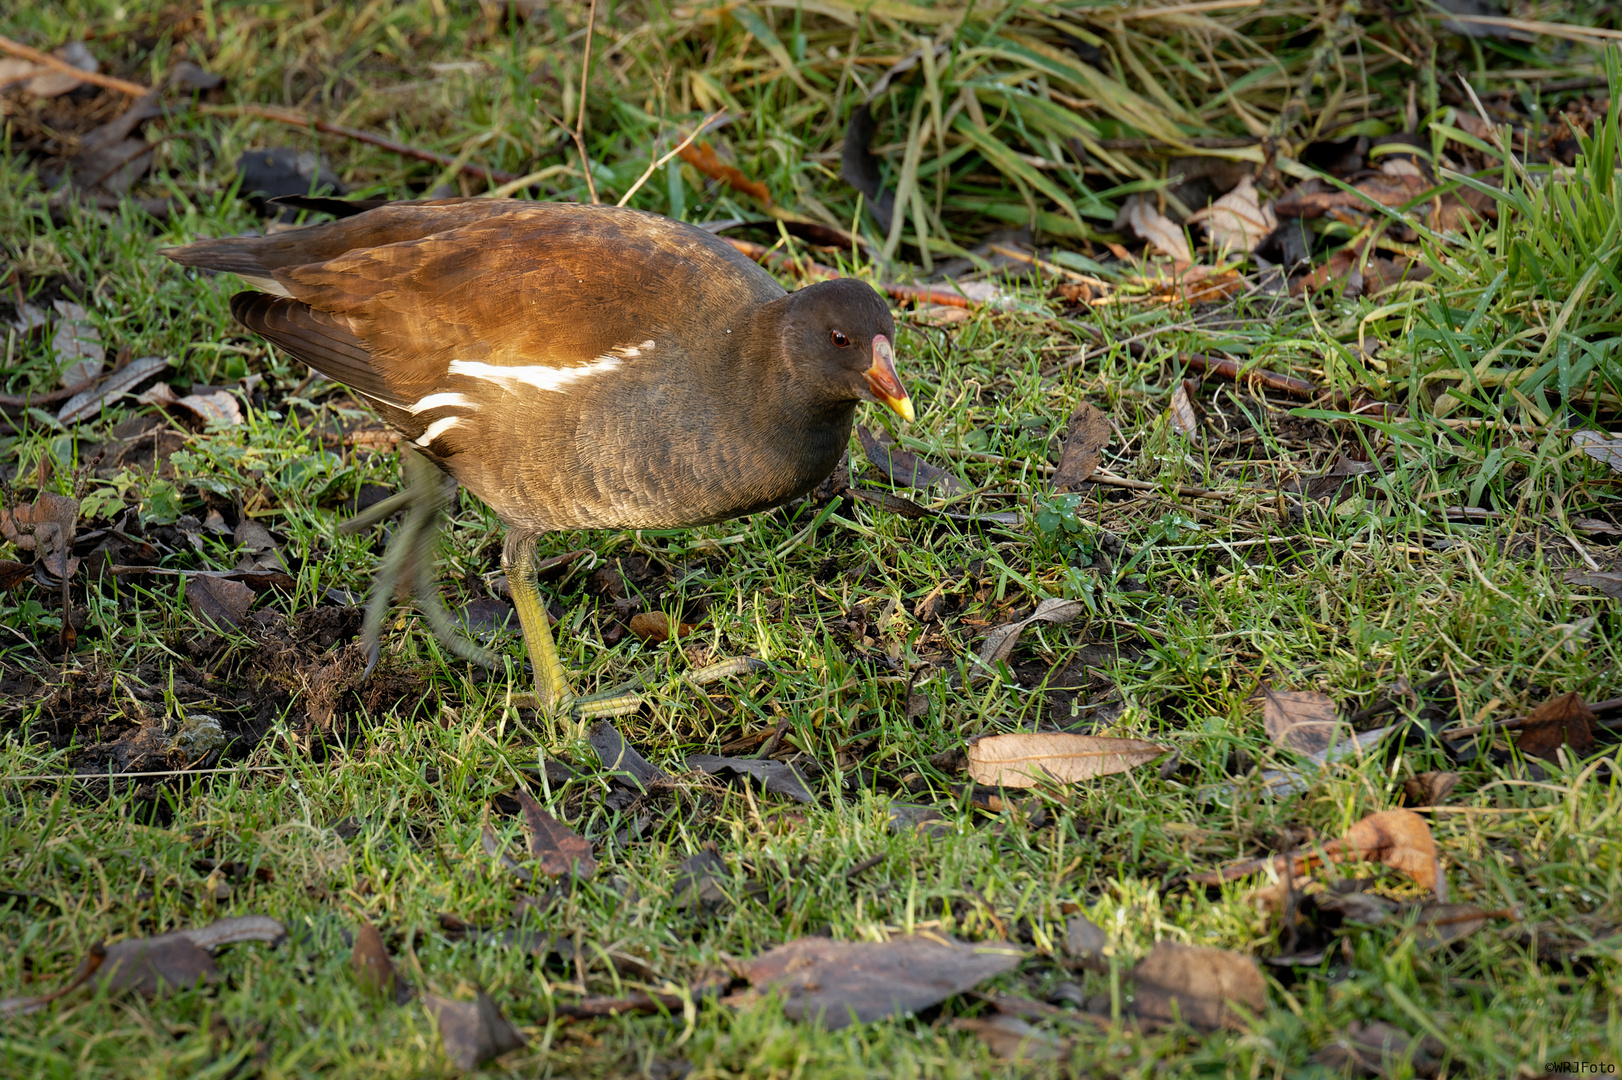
[4, 1, 1622, 1077]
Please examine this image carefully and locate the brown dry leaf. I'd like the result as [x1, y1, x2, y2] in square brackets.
[911, 304, 973, 326]
[1191, 809, 1442, 897]
[424, 991, 527, 1072]
[1168, 380, 1200, 441]
[1311, 1019, 1445, 1078]
[1125, 197, 1192, 264]
[1408, 902, 1491, 951]
[1129, 943, 1266, 1031]
[678, 141, 771, 205]
[970, 598, 1087, 681]
[687, 754, 816, 804]
[100, 936, 218, 996]
[857, 424, 966, 495]
[187, 574, 254, 630]
[743, 934, 1023, 1030]
[1063, 914, 1107, 968]
[352, 919, 407, 1003]
[1402, 771, 1460, 807]
[1186, 176, 1277, 254]
[951, 1015, 1067, 1061]
[1262, 688, 1345, 756]
[627, 611, 697, 642]
[588, 719, 670, 791]
[1562, 569, 1622, 599]
[1052, 402, 1110, 493]
[512, 787, 597, 878]
[1517, 692, 1596, 761]
[0, 493, 80, 579]
[965, 732, 1168, 788]
[1320, 810, 1443, 896]
[0, 561, 33, 590]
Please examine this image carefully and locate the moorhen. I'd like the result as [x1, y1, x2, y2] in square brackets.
[166, 199, 913, 728]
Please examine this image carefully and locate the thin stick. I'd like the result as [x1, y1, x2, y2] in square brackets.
[0, 34, 148, 96]
[203, 104, 520, 185]
[575, 0, 600, 204]
[1440, 696, 1622, 741]
[617, 110, 726, 208]
[3, 765, 290, 783]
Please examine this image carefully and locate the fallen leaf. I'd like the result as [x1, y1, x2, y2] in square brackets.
[100, 936, 217, 996]
[965, 732, 1168, 788]
[481, 823, 531, 883]
[1063, 914, 1107, 968]
[678, 140, 771, 205]
[1517, 691, 1596, 761]
[588, 719, 670, 791]
[57, 355, 170, 424]
[744, 934, 1023, 1030]
[1407, 901, 1492, 951]
[887, 802, 952, 838]
[0, 945, 106, 1018]
[1129, 943, 1266, 1031]
[352, 919, 411, 1003]
[0, 493, 80, 579]
[1191, 809, 1442, 897]
[1563, 569, 1622, 600]
[970, 598, 1087, 681]
[674, 847, 730, 911]
[857, 425, 966, 495]
[1262, 688, 1345, 756]
[688, 754, 816, 804]
[187, 573, 254, 630]
[1573, 431, 1622, 474]
[51, 302, 106, 389]
[952, 1014, 1067, 1061]
[1168, 380, 1200, 441]
[512, 787, 596, 878]
[627, 610, 697, 642]
[179, 915, 286, 949]
[1402, 771, 1459, 807]
[1311, 1019, 1445, 1078]
[1051, 402, 1110, 492]
[1124, 197, 1192, 264]
[1237, 724, 1395, 798]
[424, 991, 526, 1071]
[1186, 176, 1277, 254]
[26, 41, 98, 97]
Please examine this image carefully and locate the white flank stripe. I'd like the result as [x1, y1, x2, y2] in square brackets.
[242, 274, 293, 298]
[410, 391, 475, 414]
[447, 355, 625, 393]
[414, 415, 463, 447]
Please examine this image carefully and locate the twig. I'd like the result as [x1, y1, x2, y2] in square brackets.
[617, 109, 726, 208]
[2, 765, 290, 783]
[202, 104, 520, 185]
[916, 442, 1251, 501]
[0, 38, 521, 187]
[1440, 696, 1622, 741]
[574, 0, 600, 204]
[0, 34, 147, 97]
[721, 238, 985, 309]
[1180, 350, 1319, 399]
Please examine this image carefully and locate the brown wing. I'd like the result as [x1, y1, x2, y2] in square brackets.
[167, 201, 785, 417]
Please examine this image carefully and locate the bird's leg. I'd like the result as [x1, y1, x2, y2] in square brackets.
[502, 529, 647, 727]
[348, 448, 500, 676]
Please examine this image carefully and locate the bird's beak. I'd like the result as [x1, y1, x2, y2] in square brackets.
[864, 335, 915, 423]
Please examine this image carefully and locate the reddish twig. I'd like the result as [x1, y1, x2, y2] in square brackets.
[1179, 349, 1320, 399]
[722, 238, 980, 310]
[0, 34, 148, 97]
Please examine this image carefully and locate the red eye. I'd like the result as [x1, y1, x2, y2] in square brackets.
[830, 330, 851, 348]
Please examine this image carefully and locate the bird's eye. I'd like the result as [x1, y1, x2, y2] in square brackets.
[829, 330, 851, 348]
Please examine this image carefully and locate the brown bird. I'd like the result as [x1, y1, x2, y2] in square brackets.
[165, 199, 913, 726]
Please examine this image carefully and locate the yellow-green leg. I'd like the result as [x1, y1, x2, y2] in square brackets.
[502, 529, 646, 729]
